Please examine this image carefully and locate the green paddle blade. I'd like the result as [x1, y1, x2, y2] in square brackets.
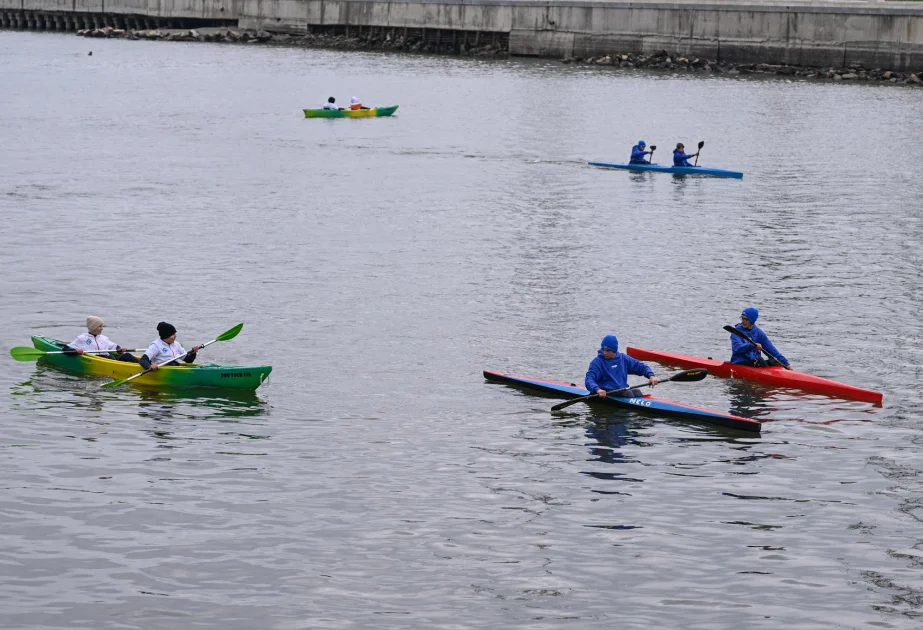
[217, 323, 244, 342]
[101, 376, 130, 388]
[10, 347, 46, 362]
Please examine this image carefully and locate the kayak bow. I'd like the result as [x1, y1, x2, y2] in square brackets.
[588, 161, 743, 179]
[484, 370, 761, 433]
[30, 336, 271, 390]
[626, 347, 882, 404]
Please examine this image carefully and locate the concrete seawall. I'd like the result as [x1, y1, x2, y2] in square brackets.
[3, 0, 923, 71]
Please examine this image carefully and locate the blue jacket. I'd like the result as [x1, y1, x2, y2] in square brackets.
[730, 323, 788, 366]
[673, 150, 697, 167]
[630, 145, 649, 164]
[585, 351, 655, 393]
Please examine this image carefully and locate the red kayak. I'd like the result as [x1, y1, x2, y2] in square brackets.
[626, 347, 883, 404]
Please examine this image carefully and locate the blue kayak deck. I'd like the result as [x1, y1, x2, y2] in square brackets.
[484, 370, 761, 433]
[589, 161, 743, 179]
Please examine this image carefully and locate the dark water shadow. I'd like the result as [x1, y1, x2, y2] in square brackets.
[11, 363, 270, 421]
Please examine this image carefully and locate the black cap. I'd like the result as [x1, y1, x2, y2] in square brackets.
[157, 322, 177, 339]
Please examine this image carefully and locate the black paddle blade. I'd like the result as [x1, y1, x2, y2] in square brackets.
[669, 368, 708, 382]
[650, 145, 657, 151]
[724, 324, 750, 340]
[698, 140, 705, 149]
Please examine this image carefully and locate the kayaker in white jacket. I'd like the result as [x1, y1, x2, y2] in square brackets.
[61, 316, 138, 363]
[322, 97, 343, 111]
[140, 322, 201, 370]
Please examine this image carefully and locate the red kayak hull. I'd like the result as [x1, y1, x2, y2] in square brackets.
[626, 347, 882, 404]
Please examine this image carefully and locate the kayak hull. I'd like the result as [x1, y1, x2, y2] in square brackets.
[588, 161, 743, 179]
[31, 336, 271, 390]
[303, 105, 398, 118]
[484, 370, 761, 433]
[626, 347, 882, 404]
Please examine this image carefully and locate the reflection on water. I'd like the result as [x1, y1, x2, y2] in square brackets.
[726, 379, 779, 420]
[10, 363, 270, 422]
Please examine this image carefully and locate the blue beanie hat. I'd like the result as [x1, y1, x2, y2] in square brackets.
[638, 140, 646, 147]
[601, 335, 619, 353]
[741, 307, 759, 324]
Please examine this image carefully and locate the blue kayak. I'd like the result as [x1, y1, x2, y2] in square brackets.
[484, 370, 761, 433]
[589, 161, 743, 179]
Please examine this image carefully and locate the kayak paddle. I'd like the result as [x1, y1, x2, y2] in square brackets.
[694, 140, 705, 166]
[101, 323, 244, 388]
[550, 368, 708, 412]
[10, 346, 146, 362]
[723, 325, 788, 368]
[649, 145, 657, 163]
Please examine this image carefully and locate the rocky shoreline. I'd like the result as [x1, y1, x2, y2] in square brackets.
[78, 26, 921, 85]
[564, 49, 923, 85]
[77, 26, 506, 56]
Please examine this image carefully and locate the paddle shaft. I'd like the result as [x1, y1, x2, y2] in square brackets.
[649, 145, 656, 163]
[725, 325, 786, 367]
[694, 140, 705, 166]
[10, 346, 146, 361]
[550, 368, 707, 411]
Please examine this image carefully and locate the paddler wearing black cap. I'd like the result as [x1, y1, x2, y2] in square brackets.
[139, 322, 201, 370]
[730, 307, 792, 370]
[586, 334, 659, 397]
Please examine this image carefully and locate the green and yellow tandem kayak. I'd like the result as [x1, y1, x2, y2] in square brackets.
[303, 105, 399, 119]
[31, 336, 271, 390]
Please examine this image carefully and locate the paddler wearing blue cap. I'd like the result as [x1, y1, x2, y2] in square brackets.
[629, 140, 652, 164]
[730, 308, 793, 370]
[673, 143, 700, 167]
[586, 335, 659, 397]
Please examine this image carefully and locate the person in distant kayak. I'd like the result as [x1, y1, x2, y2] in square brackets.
[629, 140, 652, 164]
[673, 143, 700, 167]
[140, 322, 200, 371]
[730, 307, 792, 370]
[61, 316, 138, 362]
[586, 335, 659, 397]
[322, 97, 343, 111]
[349, 96, 370, 111]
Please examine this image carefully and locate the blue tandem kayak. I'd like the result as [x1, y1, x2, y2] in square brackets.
[588, 161, 743, 179]
[484, 370, 761, 433]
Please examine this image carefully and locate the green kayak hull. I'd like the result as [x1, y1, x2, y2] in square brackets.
[31, 336, 271, 390]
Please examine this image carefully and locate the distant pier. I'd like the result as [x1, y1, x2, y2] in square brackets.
[3, 0, 923, 71]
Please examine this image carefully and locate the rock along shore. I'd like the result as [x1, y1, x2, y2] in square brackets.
[78, 26, 921, 86]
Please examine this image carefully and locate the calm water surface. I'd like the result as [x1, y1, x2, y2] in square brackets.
[1, 31, 922, 629]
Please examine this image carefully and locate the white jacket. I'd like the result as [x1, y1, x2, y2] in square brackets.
[143, 339, 188, 365]
[69, 332, 120, 352]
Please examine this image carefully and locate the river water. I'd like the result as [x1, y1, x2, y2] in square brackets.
[1, 30, 922, 629]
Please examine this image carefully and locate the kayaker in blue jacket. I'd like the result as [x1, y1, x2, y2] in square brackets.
[629, 141, 652, 164]
[586, 335, 659, 397]
[730, 307, 792, 369]
[673, 143, 700, 167]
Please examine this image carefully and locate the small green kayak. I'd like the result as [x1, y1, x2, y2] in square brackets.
[31, 335, 271, 390]
[303, 105, 398, 118]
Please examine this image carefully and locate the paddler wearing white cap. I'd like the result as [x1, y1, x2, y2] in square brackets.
[61, 316, 139, 362]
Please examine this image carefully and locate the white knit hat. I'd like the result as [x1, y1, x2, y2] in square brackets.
[350, 96, 359, 104]
[86, 316, 104, 332]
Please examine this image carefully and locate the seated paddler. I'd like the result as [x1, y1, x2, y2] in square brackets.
[673, 143, 700, 167]
[586, 334, 659, 398]
[61, 316, 138, 362]
[730, 307, 792, 370]
[322, 96, 343, 111]
[140, 322, 201, 371]
[629, 140, 652, 164]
